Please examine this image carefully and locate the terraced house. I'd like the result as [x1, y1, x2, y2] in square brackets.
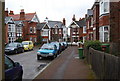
[69, 15, 86, 44]
[86, 0, 120, 54]
[5, 9, 40, 44]
[37, 17, 67, 43]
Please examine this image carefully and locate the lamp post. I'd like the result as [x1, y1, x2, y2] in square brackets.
[0, 0, 5, 80]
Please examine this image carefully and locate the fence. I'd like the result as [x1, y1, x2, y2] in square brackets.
[84, 47, 120, 79]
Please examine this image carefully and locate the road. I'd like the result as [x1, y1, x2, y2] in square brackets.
[7, 46, 52, 80]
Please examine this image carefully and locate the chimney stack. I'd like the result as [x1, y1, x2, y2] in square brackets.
[9, 10, 14, 15]
[5, 8, 8, 17]
[63, 18, 66, 26]
[20, 9, 25, 20]
[72, 14, 76, 21]
[44, 17, 48, 23]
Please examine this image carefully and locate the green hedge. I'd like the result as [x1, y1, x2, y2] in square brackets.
[84, 40, 102, 50]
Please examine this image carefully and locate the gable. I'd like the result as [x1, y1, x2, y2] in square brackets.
[31, 14, 40, 22]
[5, 17, 14, 24]
[43, 24, 49, 29]
[69, 21, 79, 28]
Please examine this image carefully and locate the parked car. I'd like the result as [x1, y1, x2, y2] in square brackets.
[22, 41, 34, 51]
[37, 43, 58, 60]
[59, 42, 65, 51]
[50, 42, 62, 54]
[62, 42, 68, 48]
[5, 42, 24, 54]
[5, 55, 23, 81]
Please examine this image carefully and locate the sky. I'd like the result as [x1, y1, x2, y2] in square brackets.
[5, 0, 95, 26]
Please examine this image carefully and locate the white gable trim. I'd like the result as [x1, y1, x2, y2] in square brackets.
[42, 23, 50, 30]
[31, 14, 40, 22]
[68, 21, 80, 28]
[6, 17, 14, 24]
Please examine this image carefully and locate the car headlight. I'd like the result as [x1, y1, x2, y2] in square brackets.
[49, 53, 53, 55]
[37, 52, 40, 54]
[11, 48, 15, 50]
[25, 46, 29, 48]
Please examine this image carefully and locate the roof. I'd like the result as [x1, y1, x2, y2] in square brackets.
[36, 22, 46, 30]
[5, 17, 14, 24]
[9, 13, 36, 21]
[14, 21, 22, 24]
[74, 18, 86, 27]
[47, 20, 64, 28]
[5, 17, 11, 24]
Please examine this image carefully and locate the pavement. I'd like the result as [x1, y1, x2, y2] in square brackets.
[33, 46, 96, 80]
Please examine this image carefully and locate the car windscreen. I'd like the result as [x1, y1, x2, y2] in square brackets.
[41, 44, 54, 50]
[22, 42, 29, 45]
[6, 43, 17, 47]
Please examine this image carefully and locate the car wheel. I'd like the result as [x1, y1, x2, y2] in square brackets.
[37, 55, 42, 60]
[21, 49, 24, 53]
[52, 55, 56, 59]
[15, 50, 18, 54]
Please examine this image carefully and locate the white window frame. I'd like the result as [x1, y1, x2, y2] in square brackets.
[100, 0, 109, 16]
[99, 26, 109, 42]
[30, 37, 32, 41]
[83, 26, 87, 34]
[30, 27, 33, 33]
[33, 27, 36, 33]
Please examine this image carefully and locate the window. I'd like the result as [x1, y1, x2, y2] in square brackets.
[34, 38, 37, 42]
[34, 27, 36, 33]
[5, 56, 14, 70]
[59, 29, 61, 34]
[55, 29, 57, 34]
[42, 31, 48, 36]
[30, 37, 32, 41]
[99, 26, 109, 42]
[100, 0, 109, 15]
[83, 26, 86, 33]
[30, 27, 33, 33]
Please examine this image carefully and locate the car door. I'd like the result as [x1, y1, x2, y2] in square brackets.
[5, 56, 21, 81]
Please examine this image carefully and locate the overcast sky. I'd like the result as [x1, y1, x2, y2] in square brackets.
[5, 0, 95, 26]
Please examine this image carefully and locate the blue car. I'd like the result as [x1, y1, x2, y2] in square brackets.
[50, 42, 62, 54]
[5, 55, 23, 81]
[37, 43, 58, 60]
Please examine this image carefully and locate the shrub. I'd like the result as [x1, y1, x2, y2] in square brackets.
[84, 40, 102, 50]
[15, 38, 23, 43]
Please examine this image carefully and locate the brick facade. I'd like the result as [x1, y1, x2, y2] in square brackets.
[109, 2, 120, 55]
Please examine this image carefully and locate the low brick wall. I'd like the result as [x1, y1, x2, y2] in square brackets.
[84, 47, 119, 79]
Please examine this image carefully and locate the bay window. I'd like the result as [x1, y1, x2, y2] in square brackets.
[100, 0, 109, 15]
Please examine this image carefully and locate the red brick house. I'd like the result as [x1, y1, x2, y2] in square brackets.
[5, 16, 16, 44]
[86, 2, 99, 41]
[85, 9, 94, 41]
[99, 0, 110, 43]
[69, 15, 86, 44]
[8, 9, 40, 44]
[86, 0, 120, 54]
[37, 22, 50, 43]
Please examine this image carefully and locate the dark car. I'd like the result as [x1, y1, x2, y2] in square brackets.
[60, 42, 65, 51]
[62, 42, 68, 48]
[50, 42, 62, 54]
[5, 55, 23, 81]
[5, 42, 24, 54]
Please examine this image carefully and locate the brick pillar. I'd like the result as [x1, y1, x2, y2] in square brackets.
[109, 2, 120, 55]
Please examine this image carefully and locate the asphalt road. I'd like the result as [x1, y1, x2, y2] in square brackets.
[7, 46, 52, 80]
